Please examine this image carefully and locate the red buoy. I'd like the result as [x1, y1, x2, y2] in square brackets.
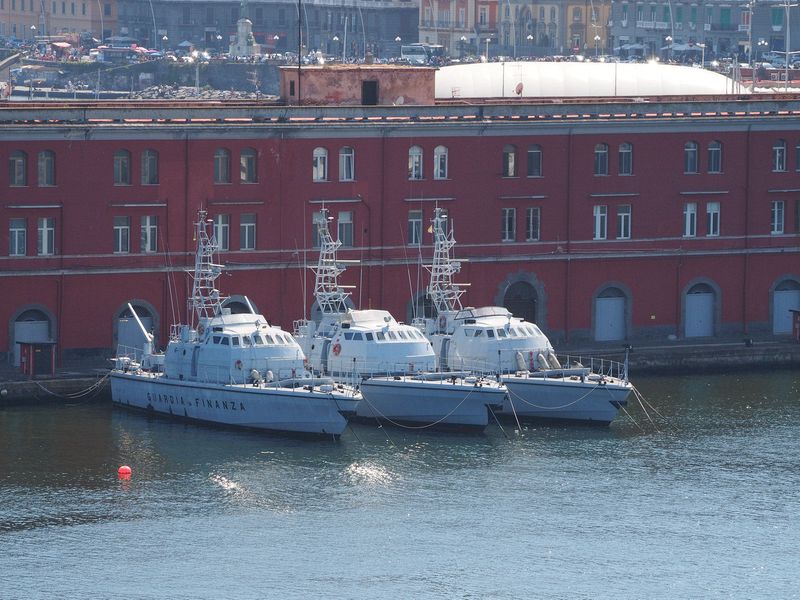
[118, 465, 132, 479]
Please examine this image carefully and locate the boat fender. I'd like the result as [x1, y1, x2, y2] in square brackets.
[536, 352, 550, 370]
[235, 359, 243, 370]
[332, 342, 342, 356]
[266, 370, 274, 382]
[547, 350, 561, 369]
[515, 351, 528, 372]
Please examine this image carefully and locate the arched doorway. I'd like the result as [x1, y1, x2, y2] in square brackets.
[503, 281, 538, 324]
[773, 279, 800, 334]
[12, 308, 54, 367]
[594, 287, 627, 341]
[685, 283, 715, 338]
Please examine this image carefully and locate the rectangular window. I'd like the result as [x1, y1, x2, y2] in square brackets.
[501, 208, 516, 242]
[408, 150, 423, 180]
[594, 145, 608, 176]
[771, 200, 785, 234]
[434, 148, 448, 179]
[9, 218, 26, 256]
[140, 215, 158, 253]
[706, 202, 720, 236]
[503, 147, 516, 177]
[213, 214, 230, 251]
[338, 211, 353, 247]
[593, 205, 607, 240]
[114, 152, 130, 185]
[619, 144, 633, 175]
[616, 204, 631, 239]
[708, 143, 722, 173]
[9, 153, 26, 186]
[773, 142, 787, 172]
[141, 150, 159, 185]
[525, 207, 540, 241]
[37, 217, 55, 255]
[339, 148, 354, 181]
[38, 151, 55, 186]
[408, 210, 422, 245]
[113, 216, 130, 253]
[683, 202, 697, 237]
[312, 150, 328, 182]
[240, 213, 256, 250]
[527, 146, 542, 177]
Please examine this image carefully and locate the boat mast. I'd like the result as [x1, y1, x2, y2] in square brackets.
[313, 208, 351, 315]
[188, 210, 227, 326]
[427, 207, 466, 314]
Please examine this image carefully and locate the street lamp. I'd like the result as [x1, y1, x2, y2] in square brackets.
[460, 35, 466, 58]
[758, 38, 768, 62]
[162, 35, 168, 51]
[696, 42, 706, 67]
[665, 35, 672, 62]
[30, 25, 36, 42]
[485, 37, 491, 60]
[333, 35, 341, 60]
[594, 34, 601, 59]
[191, 50, 200, 94]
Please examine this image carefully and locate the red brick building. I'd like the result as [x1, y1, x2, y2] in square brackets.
[2, 76, 800, 364]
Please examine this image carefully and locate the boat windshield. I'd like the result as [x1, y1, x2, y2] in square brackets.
[455, 306, 512, 321]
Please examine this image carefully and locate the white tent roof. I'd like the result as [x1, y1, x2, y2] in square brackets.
[435, 62, 748, 99]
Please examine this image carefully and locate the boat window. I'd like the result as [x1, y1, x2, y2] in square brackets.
[463, 328, 474, 337]
[213, 335, 222, 344]
[397, 331, 408, 340]
[242, 336, 252, 346]
[475, 329, 484, 337]
[496, 329, 507, 338]
[253, 334, 264, 345]
[387, 331, 397, 340]
[264, 334, 275, 344]
[376, 332, 386, 341]
[231, 337, 240, 346]
[532, 325, 543, 336]
[508, 328, 517, 337]
[353, 332, 363, 341]
[365, 332, 374, 341]
[487, 329, 495, 338]
[344, 332, 354, 340]
[221, 337, 230, 346]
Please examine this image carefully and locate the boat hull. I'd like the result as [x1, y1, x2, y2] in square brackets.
[110, 371, 349, 436]
[356, 376, 505, 430]
[500, 373, 631, 425]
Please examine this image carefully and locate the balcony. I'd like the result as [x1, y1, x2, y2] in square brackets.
[739, 24, 750, 32]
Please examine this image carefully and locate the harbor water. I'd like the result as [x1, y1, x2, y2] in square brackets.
[1, 370, 798, 599]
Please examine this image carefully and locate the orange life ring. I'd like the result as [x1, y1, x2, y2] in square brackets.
[235, 360, 243, 370]
[332, 342, 342, 356]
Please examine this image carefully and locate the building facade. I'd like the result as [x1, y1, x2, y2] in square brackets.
[1, 87, 800, 364]
[1, 0, 115, 42]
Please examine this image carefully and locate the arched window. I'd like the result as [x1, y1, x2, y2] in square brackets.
[707, 140, 722, 173]
[408, 145, 423, 180]
[503, 144, 517, 177]
[9, 151, 27, 186]
[214, 148, 231, 184]
[240, 147, 257, 183]
[113, 150, 131, 185]
[37, 150, 55, 186]
[618, 142, 633, 175]
[339, 146, 355, 181]
[141, 149, 159, 185]
[434, 145, 448, 179]
[312, 147, 328, 182]
[527, 144, 543, 177]
[594, 143, 608, 176]
[684, 141, 699, 174]
[773, 139, 787, 172]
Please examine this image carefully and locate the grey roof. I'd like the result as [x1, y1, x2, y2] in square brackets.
[436, 62, 748, 99]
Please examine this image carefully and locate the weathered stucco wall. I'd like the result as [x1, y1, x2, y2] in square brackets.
[280, 65, 435, 105]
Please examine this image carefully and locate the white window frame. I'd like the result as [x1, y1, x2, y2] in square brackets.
[408, 209, 423, 245]
[594, 143, 608, 176]
[141, 149, 159, 185]
[593, 205, 608, 240]
[339, 147, 355, 181]
[773, 140, 787, 172]
[771, 200, 785, 234]
[501, 207, 516, 242]
[114, 149, 131, 185]
[9, 151, 27, 187]
[240, 148, 257, 183]
[708, 141, 722, 173]
[37, 150, 55, 187]
[9, 218, 26, 256]
[684, 141, 699, 174]
[525, 207, 540, 241]
[313, 147, 328, 182]
[683, 202, 697, 237]
[434, 145, 448, 180]
[213, 214, 230, 251]
[527, 145, 543, 177]
[618, 143, 633, 176]
[240, 213, 256, 250]
[408, 146, 423, 180]
[338, 211, 353, 247]
[113, 215, 130, 254]
[706, 202, 720, 236]
[37, 217, 55, 256]
[214, 148, 231, 184]
[140, 215, 158, 253]
[503, 145, 517, 177]
[617, 204, 631, 239]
